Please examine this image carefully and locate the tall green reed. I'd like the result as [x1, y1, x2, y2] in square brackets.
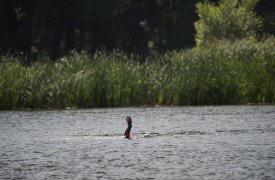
[0, 38, 274, 109]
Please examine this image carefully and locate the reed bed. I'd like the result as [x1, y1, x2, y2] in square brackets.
[1, 39, 275, 109]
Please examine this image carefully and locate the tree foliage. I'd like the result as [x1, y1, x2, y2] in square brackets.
[0, 0, 274, 59]
[195, 0, 263, 46]
[0, 0, 199, 59]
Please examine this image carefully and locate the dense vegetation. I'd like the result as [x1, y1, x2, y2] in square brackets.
[0, 0, 275, 59]
[1, 38, 275, 109]
[195, 0, 262, 46]
[1, 0, 275, 109]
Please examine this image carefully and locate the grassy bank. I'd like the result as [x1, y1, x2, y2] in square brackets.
[1, 39, 275, 109]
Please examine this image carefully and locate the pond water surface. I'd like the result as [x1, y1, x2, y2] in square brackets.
[0, 106, 275, 179]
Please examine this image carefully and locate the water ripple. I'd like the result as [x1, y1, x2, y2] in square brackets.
[0, 106, 274, 179]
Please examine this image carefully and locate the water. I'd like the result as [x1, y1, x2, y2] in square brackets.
[0, 106, 274, 179]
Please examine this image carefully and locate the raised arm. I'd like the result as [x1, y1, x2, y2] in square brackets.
[124, 116, 132, 138]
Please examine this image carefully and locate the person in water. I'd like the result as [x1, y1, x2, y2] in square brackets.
[124, 116, 132, 138]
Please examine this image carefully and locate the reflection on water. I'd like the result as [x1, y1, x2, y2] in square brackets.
[0, 106, 274, 179]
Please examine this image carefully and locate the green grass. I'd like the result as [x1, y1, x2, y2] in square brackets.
[1, 38, 275, 109]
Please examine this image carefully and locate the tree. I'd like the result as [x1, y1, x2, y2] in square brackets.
[194, 0, 262, 46]
[256, 0, 275, 36]
[2, 0, 272, 59]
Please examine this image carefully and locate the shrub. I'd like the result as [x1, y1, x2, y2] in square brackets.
[195, 0, 262, 46]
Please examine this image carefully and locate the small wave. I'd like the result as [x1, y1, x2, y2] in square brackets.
[166, 130, 208, 136]
[215, 128, 275, 134]
[67, 134, 124, 139]
[215, 129, 250, 134]
[67, 130, 209, 140]
[178, 130, 207, 135]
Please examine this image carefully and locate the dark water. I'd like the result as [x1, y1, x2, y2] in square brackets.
[0, 106, 274, 179]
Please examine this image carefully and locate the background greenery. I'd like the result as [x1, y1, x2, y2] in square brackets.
[1, 38, 275, 109]
[0, 0, 275, 59]
[0, 0, 275, 109]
